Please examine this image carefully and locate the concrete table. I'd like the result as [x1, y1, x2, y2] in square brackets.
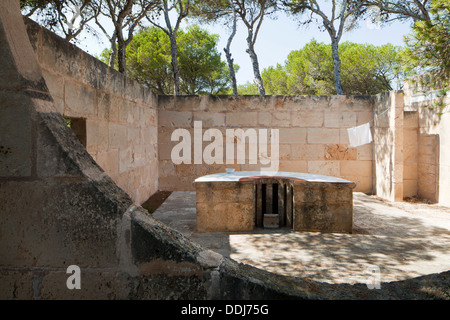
[194, 171, 356, 234]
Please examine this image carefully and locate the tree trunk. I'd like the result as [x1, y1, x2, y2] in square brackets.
[116, 29, 127, 74]
[109, 33, 117, 69]
[246, 30, 265, 96]
[331, 39, 344, 95]
[224, 9, 238, 95]
[169, 33, 180, 96]
[117, 42, 126, 74]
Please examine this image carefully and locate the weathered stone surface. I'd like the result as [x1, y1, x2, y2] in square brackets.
[324, 144, 357, 160]
[1, 2, 449, 301]
[0, 92, 33, 177]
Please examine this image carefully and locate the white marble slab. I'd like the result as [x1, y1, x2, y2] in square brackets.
[194, 171, 353, 184]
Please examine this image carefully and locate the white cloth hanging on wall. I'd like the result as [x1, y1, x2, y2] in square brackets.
[347, 122, 372, 148]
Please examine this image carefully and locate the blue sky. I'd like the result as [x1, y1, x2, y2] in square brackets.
[77, 9, 414, 86]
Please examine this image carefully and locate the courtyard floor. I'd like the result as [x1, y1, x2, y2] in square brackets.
[151, 191, 450, 285]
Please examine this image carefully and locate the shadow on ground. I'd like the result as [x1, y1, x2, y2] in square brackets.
[152, 191, 450, 284]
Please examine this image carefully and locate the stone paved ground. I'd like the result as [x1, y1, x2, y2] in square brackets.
[152, 191, 450, 285]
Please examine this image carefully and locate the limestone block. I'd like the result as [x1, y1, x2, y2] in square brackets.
[0, 93, 32, 177]
[324, 112, 357, 128]
[193, 112, 225, 127]
[357, 111, 374, 125]
[0, 271, 34, 299]
[356, 144, 373, 161]
[64, 80, 96, 117]
[145, 143, 158, 162]
[196, 200, 254, 233]
[279, 128, 307, 144]
[159, 111, 193, 128]
[403, 128, 418, 147]
[307, 160, 340, 177]
[119, 146, 134, 174]
[279, 144, 291, 160]
[292, 112, 324, 127]
[40, 27, 82, 79]
[324, 144, 357, 160]
[158, 143, 176, 161]
[403, 163, 418, 180]
[340, 160, 372, 177]
[81, 52, 109, 90]
[278, 160, 307, 172]
[96, 149, 119, 176]
[0, 180, 122, 268]
[175, 163, 196, 177]
[86, 120, 108, 151]
[307, 128, 340, 144]
[291, 144, 325, 161]
[97, 92, 119, 122]
[42, 69, 64, 114]
[340, 112, 357, 128]
[258, 111, 272, 127]
[226, 112, 258, 127]
[324, 112, 340, 128]
[118, 99, 130, 123]
[292, 201, 353, 234]
[109, 123, 127, 149]
[127, 127, 141, 145]
[133, 144, 147, 167]
[353, 175, 373, 193]
[270, 112, 292, 127]
[403, 179, 418, 198]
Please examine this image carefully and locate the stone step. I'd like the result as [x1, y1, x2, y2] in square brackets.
[263, 214, 279, 229]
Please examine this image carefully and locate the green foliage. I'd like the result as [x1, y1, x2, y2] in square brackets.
[126, 27, 173, 95]
[261, 39, 406, 95]
[403, 0, 450, 115]
[177, 25, 231, 95]
[101, 25, 234, 95]
[402, 0, 449, 107]
[237, 82, 259, 95]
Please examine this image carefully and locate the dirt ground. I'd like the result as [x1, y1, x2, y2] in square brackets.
[152, 191, 450, 285]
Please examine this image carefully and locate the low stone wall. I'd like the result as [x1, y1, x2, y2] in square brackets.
[24, 18, 158, 205]
[158, 95, 374, 193]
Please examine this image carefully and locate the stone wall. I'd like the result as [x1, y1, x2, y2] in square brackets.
[373, 83, 450, 206]
[373, 91, 404, 202]
[24, 18, 158, 205]
[158, 95, 375, 193]
[403, 81, 450, 205]
[1, 0, 449, 300]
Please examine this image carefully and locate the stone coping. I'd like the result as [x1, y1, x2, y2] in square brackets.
[194, 171, 355, 184]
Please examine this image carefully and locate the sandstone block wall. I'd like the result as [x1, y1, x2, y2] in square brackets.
[373, 91, 404, 202]
[158, 95, 375, 193]
[195, 182, 255, 232]
[2, 0, 449, 299]
[374, 82, 450, 206]
[403, 111, 419, 198]
[403, 80, 450, 205]
[24, 18, 158, 205]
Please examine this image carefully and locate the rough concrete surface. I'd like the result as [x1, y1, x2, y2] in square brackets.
[153, 192, 450, 285]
